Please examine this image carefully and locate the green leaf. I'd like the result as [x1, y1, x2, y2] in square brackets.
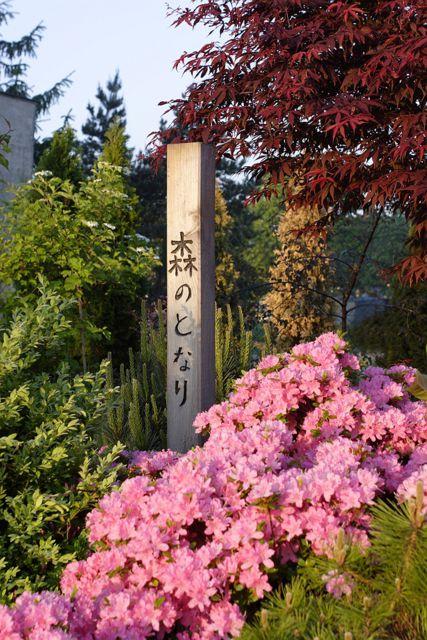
[408, 371, 427, 401]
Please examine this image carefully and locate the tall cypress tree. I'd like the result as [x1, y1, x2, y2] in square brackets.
[0, 1, 71, 115]
[264, 192, 334, 344]
[36, 126, 83, 185]
[215, 186, 240, 307]
[81, 70, 129, 172]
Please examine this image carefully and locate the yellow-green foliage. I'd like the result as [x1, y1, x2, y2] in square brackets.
[99, 120, 132, 171]
[0, 285, 123, 604]
[215, 304, 253, 402]
[215, 186, 240, 306]
[265, 197, 334, 343]
[0, 152, 159, 368]
[36, 126, 83, 185]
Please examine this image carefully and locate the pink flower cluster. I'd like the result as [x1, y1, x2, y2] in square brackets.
[0, 593, 73, 640]
[321, 570, 354, 599]
[1, 333, 426, 639]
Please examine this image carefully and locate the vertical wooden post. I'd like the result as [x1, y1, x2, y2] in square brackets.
[167, 142, 216, 452]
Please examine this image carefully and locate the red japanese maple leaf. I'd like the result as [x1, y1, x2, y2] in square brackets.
[153, 0, 427, 283]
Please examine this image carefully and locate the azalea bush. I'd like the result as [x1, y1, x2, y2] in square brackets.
[1, 333, 426, 638]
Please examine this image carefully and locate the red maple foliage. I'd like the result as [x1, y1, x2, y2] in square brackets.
[154, 0, 427, 283]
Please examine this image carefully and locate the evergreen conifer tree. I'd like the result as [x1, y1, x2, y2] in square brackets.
[216, 157, 260, 313]
[81, 71, 129, 171]
[215, 186, 240, 307]
[243, 192, 282, 289]
[129, 119, 168, 298]
[99, 120, 130, 169]
[36, 126, 83, 185]
[0, 1, 71, 115]
[264, 192, 334, 344]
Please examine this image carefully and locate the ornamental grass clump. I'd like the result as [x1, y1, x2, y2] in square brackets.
[1, 333, 426, 639]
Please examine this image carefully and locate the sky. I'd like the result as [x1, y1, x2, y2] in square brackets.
[6, 1, 211, 150]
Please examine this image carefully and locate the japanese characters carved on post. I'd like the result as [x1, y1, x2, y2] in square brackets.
[169, 232, 196, 408]
[167, 143, 215, 453]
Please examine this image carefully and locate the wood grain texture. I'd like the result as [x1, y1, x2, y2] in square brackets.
[166, 143, 215, 452]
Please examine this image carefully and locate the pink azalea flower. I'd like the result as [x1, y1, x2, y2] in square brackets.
[3, 333, 426, 639]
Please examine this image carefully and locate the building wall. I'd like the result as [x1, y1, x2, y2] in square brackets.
[0, 93, 36, 188]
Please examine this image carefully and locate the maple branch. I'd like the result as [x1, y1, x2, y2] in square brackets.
[340, 208, 383, 331]
[234, 278, 344, 308]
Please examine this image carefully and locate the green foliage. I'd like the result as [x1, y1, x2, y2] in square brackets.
[350, 282, 427, 370]
[0, 150, 159, 369]
[215, 187, 240, 307]
[100, 120, 131, 170]
[81, 70, 129, 171]
[76, 156, 138, 235]
[36, 126, 83, 185]
[215, 305, 253, 402]
[103, 303, 271, 449]
[0, 285, 123, 604]
[130, 146, 167, 299]
[242, 495, 427, 640]
[243, 193, 282, 286]
[216, 157, 261, 313]
[105, 301, 167, 451]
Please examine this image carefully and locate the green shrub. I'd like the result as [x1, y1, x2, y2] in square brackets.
[242, 492, 427, 640]
[0, 148, 159, 370]
[0, 285, 123, 604]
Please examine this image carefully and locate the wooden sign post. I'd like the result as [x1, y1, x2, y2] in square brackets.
[167, 142, 216, 452]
